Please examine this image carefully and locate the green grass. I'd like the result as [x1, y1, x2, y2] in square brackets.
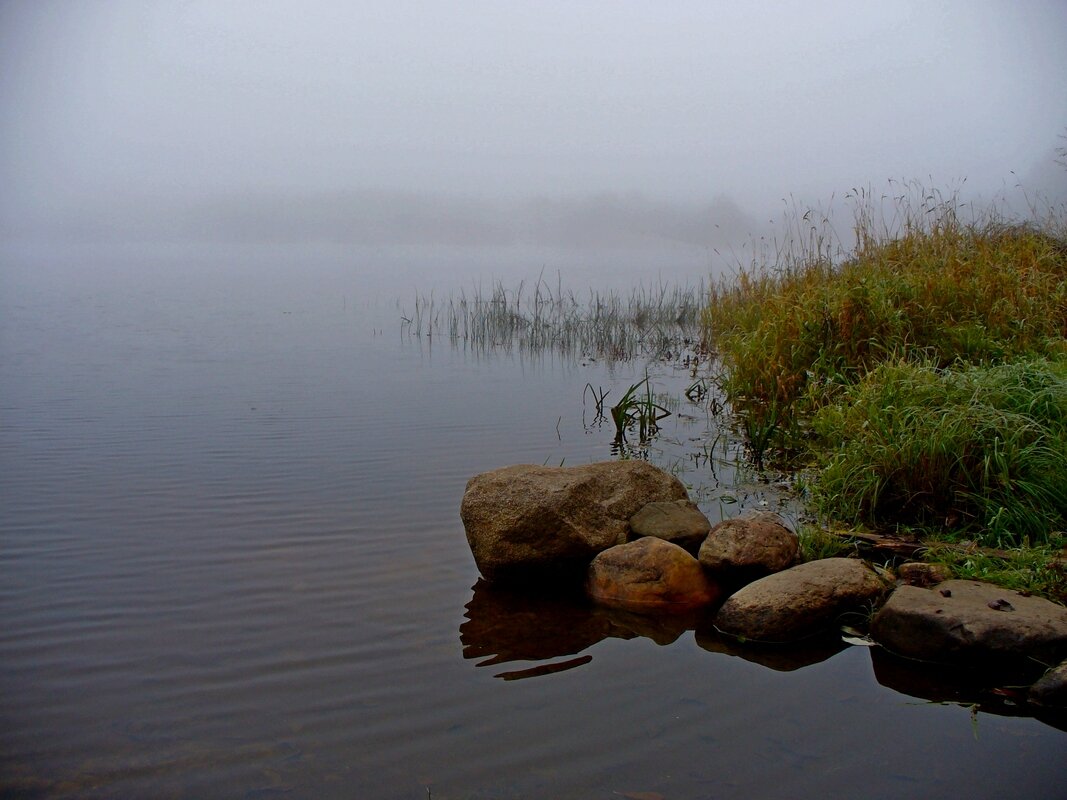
[811, 358, 1067, 547]
[797, 524, 858, 561]
[704, 190, 1067, 460]
[922, 539, 1067, 604]
[704, 185, 1067, 557]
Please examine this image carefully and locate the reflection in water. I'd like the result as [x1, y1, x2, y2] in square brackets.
[495, 655, 594, 681]
[460, 579, 625, 675]
[694, 628, 849, 672]
[870, 648, 1067, 733]
[461, 580, 1067, 732]
[462, 578, 853, 680]
[460, 577, 849, 681]
[460, 579, 711, 679]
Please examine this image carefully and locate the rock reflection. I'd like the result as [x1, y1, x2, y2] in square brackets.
[869, 647, 1067, 732]
[494, 655, 594, 681]
[694, 628, 849, 672]
[461, 581, 1067, 734]
[461, 580, 866, 680]
[460, 580, 708, 679]
[596, 606, 696, 646]
[460, 579, 623, 672]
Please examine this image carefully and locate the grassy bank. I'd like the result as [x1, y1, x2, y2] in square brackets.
[704, 190, 1067, 597]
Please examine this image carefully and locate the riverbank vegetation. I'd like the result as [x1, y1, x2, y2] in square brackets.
[704, 187, 1067, 599]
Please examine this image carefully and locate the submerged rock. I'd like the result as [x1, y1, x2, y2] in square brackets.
[714, 558, 888, 642]
[629, 499, 712, 553]
[1028, 660, 1067, 710]
[586, 536, 719, 612]
[698, 512, 798, 582]
[460, 461, 687, 581]
[871, 580, 1067, 667]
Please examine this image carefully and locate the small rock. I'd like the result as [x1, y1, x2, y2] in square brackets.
[1028, 660, 1067, 709]
[587, 537, 719, 612]
[698, 512, 798, 582]
[871, 580, 1067, 666]
[714, 558, 889, 642]
[629, 499, 712, 553]
[898, 561, 951, 588]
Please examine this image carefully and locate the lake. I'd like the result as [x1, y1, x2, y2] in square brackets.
[1, 242, 1064, 799]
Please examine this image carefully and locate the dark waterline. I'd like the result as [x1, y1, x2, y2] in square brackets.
[1, 248, 1064, 799]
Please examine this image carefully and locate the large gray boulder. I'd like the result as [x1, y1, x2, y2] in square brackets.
[714, 558, 888, 642]
[629, 499, 712, 553]
[871, 580, 1067, 666]
[698, 512, 798, 582]
[586, 537, 719, 612]
[460, 461, 688, 581]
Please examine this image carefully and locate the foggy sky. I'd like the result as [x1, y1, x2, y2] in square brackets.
[1, 1, 1065, 247]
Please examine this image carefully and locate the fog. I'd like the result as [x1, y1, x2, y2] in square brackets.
[2, 1, 1065, 255]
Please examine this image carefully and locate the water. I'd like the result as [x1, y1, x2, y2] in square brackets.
[1, 244, 1064, 799]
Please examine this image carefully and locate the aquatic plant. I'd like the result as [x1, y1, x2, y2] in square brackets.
[583, 383, 610, 425]
[401, 276, 705, 361]
[610, 377, 672, 444]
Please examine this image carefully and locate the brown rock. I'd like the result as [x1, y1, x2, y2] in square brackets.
[1028, 660, 1067, 709]
[460, 461, 687, 581]
[897, 561, 952, 587]
[587, 537, 719, 612]
[698, 512, 798, 581]
[871, 580, 1067, 666]
[714, 558, 888, 642]
[629, 499, 712, 553]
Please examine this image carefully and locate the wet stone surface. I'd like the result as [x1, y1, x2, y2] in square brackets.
[714, 557, 889, 642]
[871, 580, 1067, 667]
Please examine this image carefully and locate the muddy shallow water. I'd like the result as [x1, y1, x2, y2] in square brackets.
[1, 247, 1064, 798]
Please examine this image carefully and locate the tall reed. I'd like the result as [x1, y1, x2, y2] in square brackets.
[401, 277, 705, 361]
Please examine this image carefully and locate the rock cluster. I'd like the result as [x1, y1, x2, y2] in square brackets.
[462, 462, 820, 628]
[460, 461, 1067, 708]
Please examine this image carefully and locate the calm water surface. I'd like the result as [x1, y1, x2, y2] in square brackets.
[1, 246, 1064, 799]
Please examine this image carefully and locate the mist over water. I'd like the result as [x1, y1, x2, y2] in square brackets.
[2, 1, 1066, 277]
